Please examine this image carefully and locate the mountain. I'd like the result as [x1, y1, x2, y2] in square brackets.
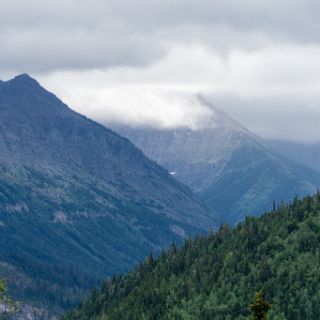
[112, 105, 320, 225]
[63, 193, 320, 320]
[0, 74, 216, 317]
[267, 139, 320, 173]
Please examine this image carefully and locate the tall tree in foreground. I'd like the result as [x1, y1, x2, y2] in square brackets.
[250, 290, 272, 320]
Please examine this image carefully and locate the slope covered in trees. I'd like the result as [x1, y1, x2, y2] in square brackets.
[64, 194, 320, 319]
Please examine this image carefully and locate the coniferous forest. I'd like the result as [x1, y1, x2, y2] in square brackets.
[64, 194, 320, 319]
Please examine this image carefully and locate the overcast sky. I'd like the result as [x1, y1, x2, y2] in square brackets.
[1, 0, 320, 142]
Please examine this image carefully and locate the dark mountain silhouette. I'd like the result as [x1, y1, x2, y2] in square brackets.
[0, 74, 216, 316]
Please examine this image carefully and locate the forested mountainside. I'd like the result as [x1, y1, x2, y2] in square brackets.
[0, 74, 216, 316]
[113, 107, 320, 225]
[64, 194, 320, 320]
[267, 139, 320, 173]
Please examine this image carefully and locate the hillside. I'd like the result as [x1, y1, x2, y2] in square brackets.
[0, 75, 216, 316]
[267, 139, 320, 173]
[64, 193, 320, 319]
[113, 105, 320, 225]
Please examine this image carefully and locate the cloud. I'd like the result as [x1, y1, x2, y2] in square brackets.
[39, 42, 320, 142]
[38, 46, 222, 129]
[73, 87, 216, 130]
[2, 0, 320, 142]
[39, 60, 217, 130]
[2, 0, 320, 73]
[1, 28, 166, 73]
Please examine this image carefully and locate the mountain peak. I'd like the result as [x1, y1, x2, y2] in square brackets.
[8, 73, 40, 87]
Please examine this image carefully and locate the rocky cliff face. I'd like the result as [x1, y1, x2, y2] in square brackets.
[11, 304, 58, 320]
[0, 75, 216, 317]
[113, 104, 320, 225]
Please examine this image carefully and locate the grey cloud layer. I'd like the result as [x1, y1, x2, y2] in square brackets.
[2, 0, 320, 72]
[3, 0, 320, 142]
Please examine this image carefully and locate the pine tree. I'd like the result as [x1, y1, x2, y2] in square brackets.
[250, 290, 272, 320]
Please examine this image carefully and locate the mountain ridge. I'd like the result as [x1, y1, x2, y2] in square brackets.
[0, 74, 216, 317]
[111, 102, 320, 225]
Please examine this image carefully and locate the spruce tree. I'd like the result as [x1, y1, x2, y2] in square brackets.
[250, 290, 272, 320]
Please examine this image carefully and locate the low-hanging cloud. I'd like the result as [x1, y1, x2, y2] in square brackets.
[39, 42, 320, 142]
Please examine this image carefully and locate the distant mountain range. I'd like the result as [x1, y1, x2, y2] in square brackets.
[267, 139, 320, 173]
[112, 104, 320, 225]
[0, 75, 216, 317]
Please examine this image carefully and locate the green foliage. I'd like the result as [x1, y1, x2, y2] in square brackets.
[0, 279, 17, 319]
[0, 165, 200, 315]
[250, 291, 272, 320]
[64, 193, 320, 319]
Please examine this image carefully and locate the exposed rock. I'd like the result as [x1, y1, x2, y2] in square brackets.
[5, 203, 29, 213]
[170, 225, 187, 238]
[53, 211, 68, 224]
[11, 304, 58, 320]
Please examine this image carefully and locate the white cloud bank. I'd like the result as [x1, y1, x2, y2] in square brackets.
[38, 43, 320, 142]
[2, 0, 320, 141]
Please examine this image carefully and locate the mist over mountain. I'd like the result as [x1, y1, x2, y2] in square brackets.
[0, 74, 216, 317]
[112, 103, 320, 225]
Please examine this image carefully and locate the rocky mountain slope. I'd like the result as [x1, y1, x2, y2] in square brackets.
[0, 75, 216, 317]
[113, 105, 320, 225]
